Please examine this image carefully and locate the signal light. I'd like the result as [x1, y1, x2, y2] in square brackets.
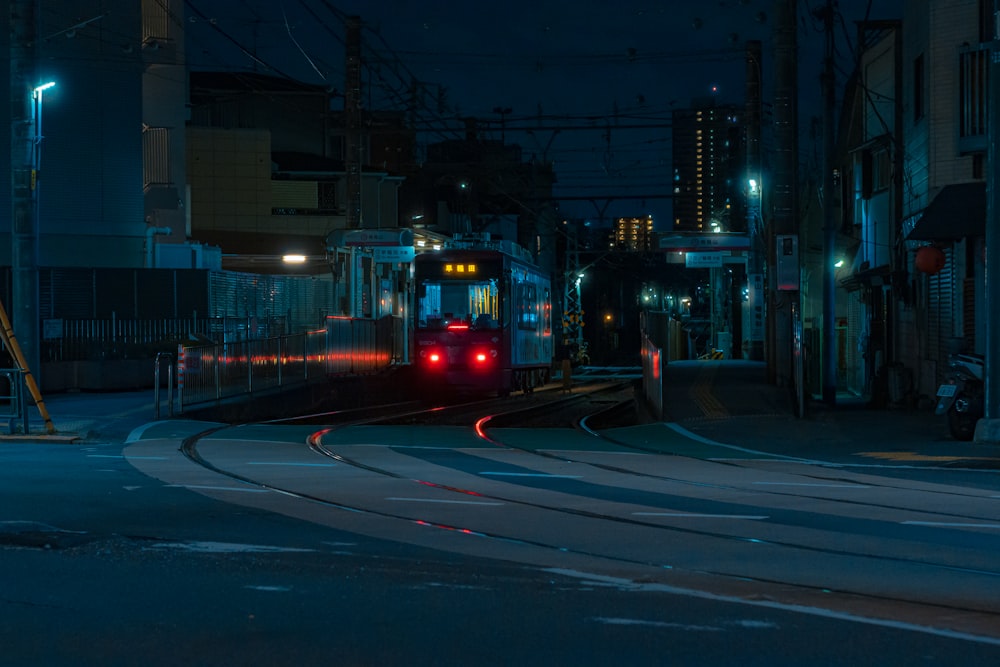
[429, 352, 441, 363]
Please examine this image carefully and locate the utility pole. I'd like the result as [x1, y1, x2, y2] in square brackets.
[769, 0, 799, 387]
[976, 1, 1000, 442]
[344, 16, 363, 317]
[821, 0, 837, 404]
[745, 39, 765, 361]
[10, 0, 41, 390]
[344, 15, 362, 229]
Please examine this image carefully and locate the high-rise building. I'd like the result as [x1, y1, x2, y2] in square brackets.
[613, 215, 654, 251]
[671, 99, 746, 233]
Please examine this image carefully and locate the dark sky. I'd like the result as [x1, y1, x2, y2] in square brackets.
[187, 0, 903, 227]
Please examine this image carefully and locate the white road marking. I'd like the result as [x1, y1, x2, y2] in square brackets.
[752, 482, 867, 488]
[124, 422, 165, 443]
[902, 521, 1000, 529]
[545, 568, 1000, 646]
[246, 462, 336, 467]
[245, 585, 292, 592]
[123, 486, 142, 491]
[166, 484, 269, 493]
[150, 541, 314, 553]
[92, 454, 168, 460]
[662, 423, 817, 462]
[386, 497, 504, 506]
[479, 472, 582, 479]
[592, 617, 721, 631]
[633, 512, 768, 520]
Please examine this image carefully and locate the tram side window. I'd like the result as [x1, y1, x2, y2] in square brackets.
[517, 282, 538, 331]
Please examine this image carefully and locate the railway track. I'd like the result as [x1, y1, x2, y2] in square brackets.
[164, 381, 1000, 642]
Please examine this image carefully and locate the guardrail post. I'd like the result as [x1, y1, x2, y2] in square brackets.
[154, 352, 174, 420]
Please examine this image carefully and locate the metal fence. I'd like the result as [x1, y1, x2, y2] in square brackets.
[640, 334, 664, 421]
[177, 316, 398, 411]
[42, 315, 291, 362]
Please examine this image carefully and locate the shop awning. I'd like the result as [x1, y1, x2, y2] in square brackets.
[905, 182, 985, 241]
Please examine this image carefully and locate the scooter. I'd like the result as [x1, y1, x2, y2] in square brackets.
[935, 352, 985, 441]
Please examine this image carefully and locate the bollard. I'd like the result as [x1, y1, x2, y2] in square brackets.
[561, 359, 572, 393]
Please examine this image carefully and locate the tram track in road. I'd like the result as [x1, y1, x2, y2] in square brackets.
[167, 385, 1000, 639]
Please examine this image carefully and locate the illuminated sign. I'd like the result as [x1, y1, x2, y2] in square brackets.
[685, 252, 724, 268]
[327, 228, 415, 248]
[444, 263, 477, 275]
[373, 246, 415, 263]
[658, 234, 750, 251]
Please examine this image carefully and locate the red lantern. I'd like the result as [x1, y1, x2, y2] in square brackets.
[915, 246, 945, 275]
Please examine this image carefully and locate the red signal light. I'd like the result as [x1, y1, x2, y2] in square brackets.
[429, 352, 441, 363]
[474, 352, 487, 363]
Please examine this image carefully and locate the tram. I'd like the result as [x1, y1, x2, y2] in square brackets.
[412, 234, 553, 396]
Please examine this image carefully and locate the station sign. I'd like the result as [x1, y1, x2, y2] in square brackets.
[684, 252, 724, 268]
[658, 234, 750, 252]
[373, 246, 415, 263]
[327, 228, 414, 248]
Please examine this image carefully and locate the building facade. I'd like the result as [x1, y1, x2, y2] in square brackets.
[613, 215, 655, 251]
[837, 0, 989, 406]
[671, 100, 746, 233]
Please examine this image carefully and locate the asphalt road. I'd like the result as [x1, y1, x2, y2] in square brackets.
[3, 408, 1000, 666]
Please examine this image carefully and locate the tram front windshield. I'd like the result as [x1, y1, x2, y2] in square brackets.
[418, 279, 499, 329]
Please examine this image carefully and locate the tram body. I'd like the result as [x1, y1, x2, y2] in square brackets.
[413, 235, 553, 395]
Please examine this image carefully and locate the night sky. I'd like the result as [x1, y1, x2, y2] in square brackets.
[186, 0, 903, 226]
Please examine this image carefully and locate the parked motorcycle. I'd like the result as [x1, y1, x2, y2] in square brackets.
[935, 352, 984, 441]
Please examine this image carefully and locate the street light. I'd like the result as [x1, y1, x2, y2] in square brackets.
[32, 82, 55, 184]
[16, 81, 56, 391]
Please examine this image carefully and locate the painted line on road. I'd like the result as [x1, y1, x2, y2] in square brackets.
[752, 482, 867, 488]
[479, 472, 582, 479]
[662, 423, 820, 463]
[246, 461, 337, 467]
[151, 541, 313, 553]
[386, 497, 505, 506]
[633, 512, 768, 520]
[902, 521, 1000, 529]
[124, 421, 165, 444]
[545, 568, 1000, 647]
[90, 454, 167, 460]
[166, 484, 270, 493]
[593, 617, 722, 631]
[858, 451, 1000, 463]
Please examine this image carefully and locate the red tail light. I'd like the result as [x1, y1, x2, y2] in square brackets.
[420, 348, 444, 367]
[472, 349, 498, 366]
